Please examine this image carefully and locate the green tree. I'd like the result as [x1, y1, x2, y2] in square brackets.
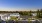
[19, 11, 28, 15]
[29, 10, 32, 16]
[36, 9, 42, 18]
[37, 9, 39, 16]
[39, 9, 42, 18]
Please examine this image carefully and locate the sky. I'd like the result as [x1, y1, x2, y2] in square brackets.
[0, 0, 42, 11]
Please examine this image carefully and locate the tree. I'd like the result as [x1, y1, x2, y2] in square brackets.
[37, 9, 40, 18]
[40, 9, 42, 13]
[19, 11, 28, 15]
[29, 10, 32, 16]
[36, 9, 42, 18]
[39, 9, 42, 18]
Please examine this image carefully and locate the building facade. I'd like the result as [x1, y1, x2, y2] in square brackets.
[0, 13, 20, 21]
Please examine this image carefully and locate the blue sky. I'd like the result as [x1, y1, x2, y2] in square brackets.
[0, 0, 42, 11]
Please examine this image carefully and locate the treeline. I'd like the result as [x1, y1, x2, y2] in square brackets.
[19, 11, 32, 16]
[0, 9, 42, 18]
[19, 9, 42, 18]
